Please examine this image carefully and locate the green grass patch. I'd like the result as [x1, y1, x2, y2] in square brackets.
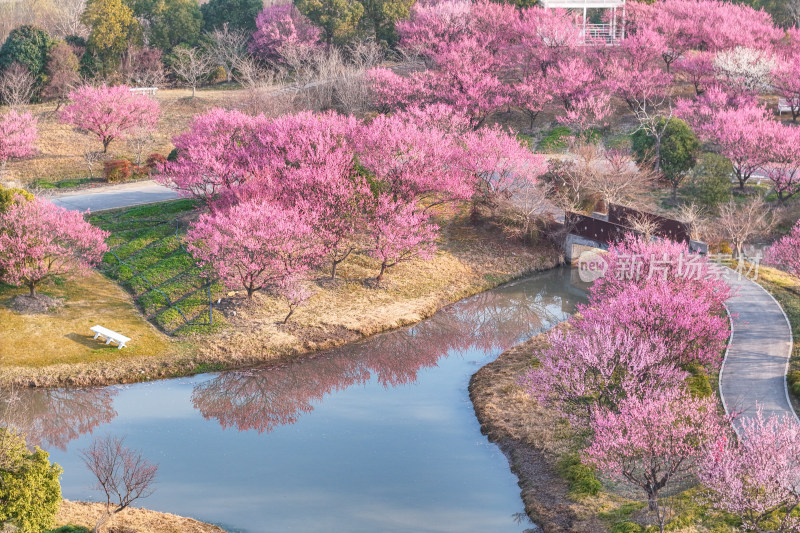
[47, 526, 91, 533]
[537, 126, 573, 152]
[32, 177, 100, 189]
[89, 199, 222, 335]
[557, 453, 602, 498]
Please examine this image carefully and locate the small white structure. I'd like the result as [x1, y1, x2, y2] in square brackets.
[541, 0, 626, 45]
[129, 87, 158, 96]
[90, 325, 131, 349]
[778, 97, 794, 115]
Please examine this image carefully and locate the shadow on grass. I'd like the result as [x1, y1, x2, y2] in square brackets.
[65, 332, 111, 350]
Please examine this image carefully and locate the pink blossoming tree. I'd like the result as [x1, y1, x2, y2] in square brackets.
[765, 220, 800, 277]
[0, 109, 38, 174]
[250, 4, 323, 64]
[521, 324, 686, 427]
[367, 196, 438, 284]
[0, 197, 109, 296]
[60, 84, 161, 153]
[586, 390, 726, 524]
[186, 200, 322, 320]
[157, 108, 259, 204]
[699, 410, 800, 533]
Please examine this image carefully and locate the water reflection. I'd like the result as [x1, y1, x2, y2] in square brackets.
[192, 272, 576, 434]
[0, 387, 117, 450]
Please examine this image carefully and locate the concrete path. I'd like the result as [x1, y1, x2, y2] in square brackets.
[48, 180, 179, 212]
[720, 269, 798, 430]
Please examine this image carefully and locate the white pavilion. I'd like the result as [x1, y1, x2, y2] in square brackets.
[541, 0, 626, 45]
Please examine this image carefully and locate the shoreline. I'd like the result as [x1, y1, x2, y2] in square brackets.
[1, 252, 563, 389]
[469, 330, 608, 533]
[55, 500, 225, 532]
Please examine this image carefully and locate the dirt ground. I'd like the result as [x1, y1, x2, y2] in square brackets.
[55, 500, 225, 533]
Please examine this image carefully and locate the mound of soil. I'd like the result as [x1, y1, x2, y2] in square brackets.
[11, 294, 64, 314]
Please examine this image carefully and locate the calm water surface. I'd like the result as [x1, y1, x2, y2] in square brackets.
[8, 267, 586, 533]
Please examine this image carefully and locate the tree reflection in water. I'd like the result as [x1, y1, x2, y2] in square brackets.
[0, 387, 118, 450]
[192, 276, 575, 434]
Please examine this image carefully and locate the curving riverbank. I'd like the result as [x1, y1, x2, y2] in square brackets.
[469, 330, 609, 533]
[1, 235, 562, 388]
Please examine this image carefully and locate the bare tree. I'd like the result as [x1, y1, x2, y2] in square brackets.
[789, 0, 800, 26]
[628, 214, 660, 241]
[125, 128, 157, 167]
[676, 203, 706, 241]
[81, 436, 158, 533]
[0, 63, 36, 108]
[717, 196, 773, 259]
[83, 150, 106, 179]
[171, 48, 213, 98]
[553, 142, 654, 212]
[332, 40, 384, 114]
[48, 0, 89, 38]
[206, 23, 248, 83]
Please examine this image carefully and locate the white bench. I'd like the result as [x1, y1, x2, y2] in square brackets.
[129, 87, 158, 96]
[90, 325, 131, 349]
[778, 97, 794, 114]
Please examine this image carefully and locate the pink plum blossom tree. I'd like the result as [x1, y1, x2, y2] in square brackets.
[699, 410, 800, 533]
[773, 55, 800, 123]
[0, 109, 37, 174]
[578, 280, 730, 369]
[521, 323, 687, 427]
[157, 108, 259, 204]
[367, 196, 438, 284]
[60, 85, 161, 153]
[250, 4, 323, 64]
[186, 199, 323, 315]
[765, 220, 800, 277]
[588, 237, 731, 311]
[0, 197, 109, 296]
[586, 390, 726, 526]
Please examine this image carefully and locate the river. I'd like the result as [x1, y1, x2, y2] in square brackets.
[5, 266, 586, 533]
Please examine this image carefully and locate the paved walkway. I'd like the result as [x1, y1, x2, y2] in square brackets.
[720, 269, 798, 430]
[48, 180, 179, 212]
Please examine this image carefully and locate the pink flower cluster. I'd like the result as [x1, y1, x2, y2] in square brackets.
[158, 107, 546, 318]
[0, 197, 109, 295]
[522, 237, 732, 519]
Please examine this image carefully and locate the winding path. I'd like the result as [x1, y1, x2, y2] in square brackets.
[48, 180, 178, 212]
[720, 268, 798, 430]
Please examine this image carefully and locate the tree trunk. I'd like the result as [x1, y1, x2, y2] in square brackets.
[671, 181, 678, 204]
[28, 283, 36, 297]
[192, 85, 196, 98]
[246, 286, 255, 299]
[648, 491, 658, 512]
[376, 262, 387, 283]
[283, 307, 294, 324]
[93, 510, 112, 533]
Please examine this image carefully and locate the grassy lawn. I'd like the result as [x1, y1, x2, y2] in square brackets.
[88, 199, 228, 336]
[0, 272, 170, 367]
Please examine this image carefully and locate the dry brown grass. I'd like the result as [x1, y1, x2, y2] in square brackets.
[4, 88, 254, 186]
[56, 500, 224, 533]
[0, 271, 171, 369]
[0, 214, 562, 387]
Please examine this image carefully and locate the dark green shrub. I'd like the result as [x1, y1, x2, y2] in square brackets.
[0, 25, 54, 95]
[681, 153, 733, 208]
[632, 117, 700, 201]
[104, 158, 134, 182]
